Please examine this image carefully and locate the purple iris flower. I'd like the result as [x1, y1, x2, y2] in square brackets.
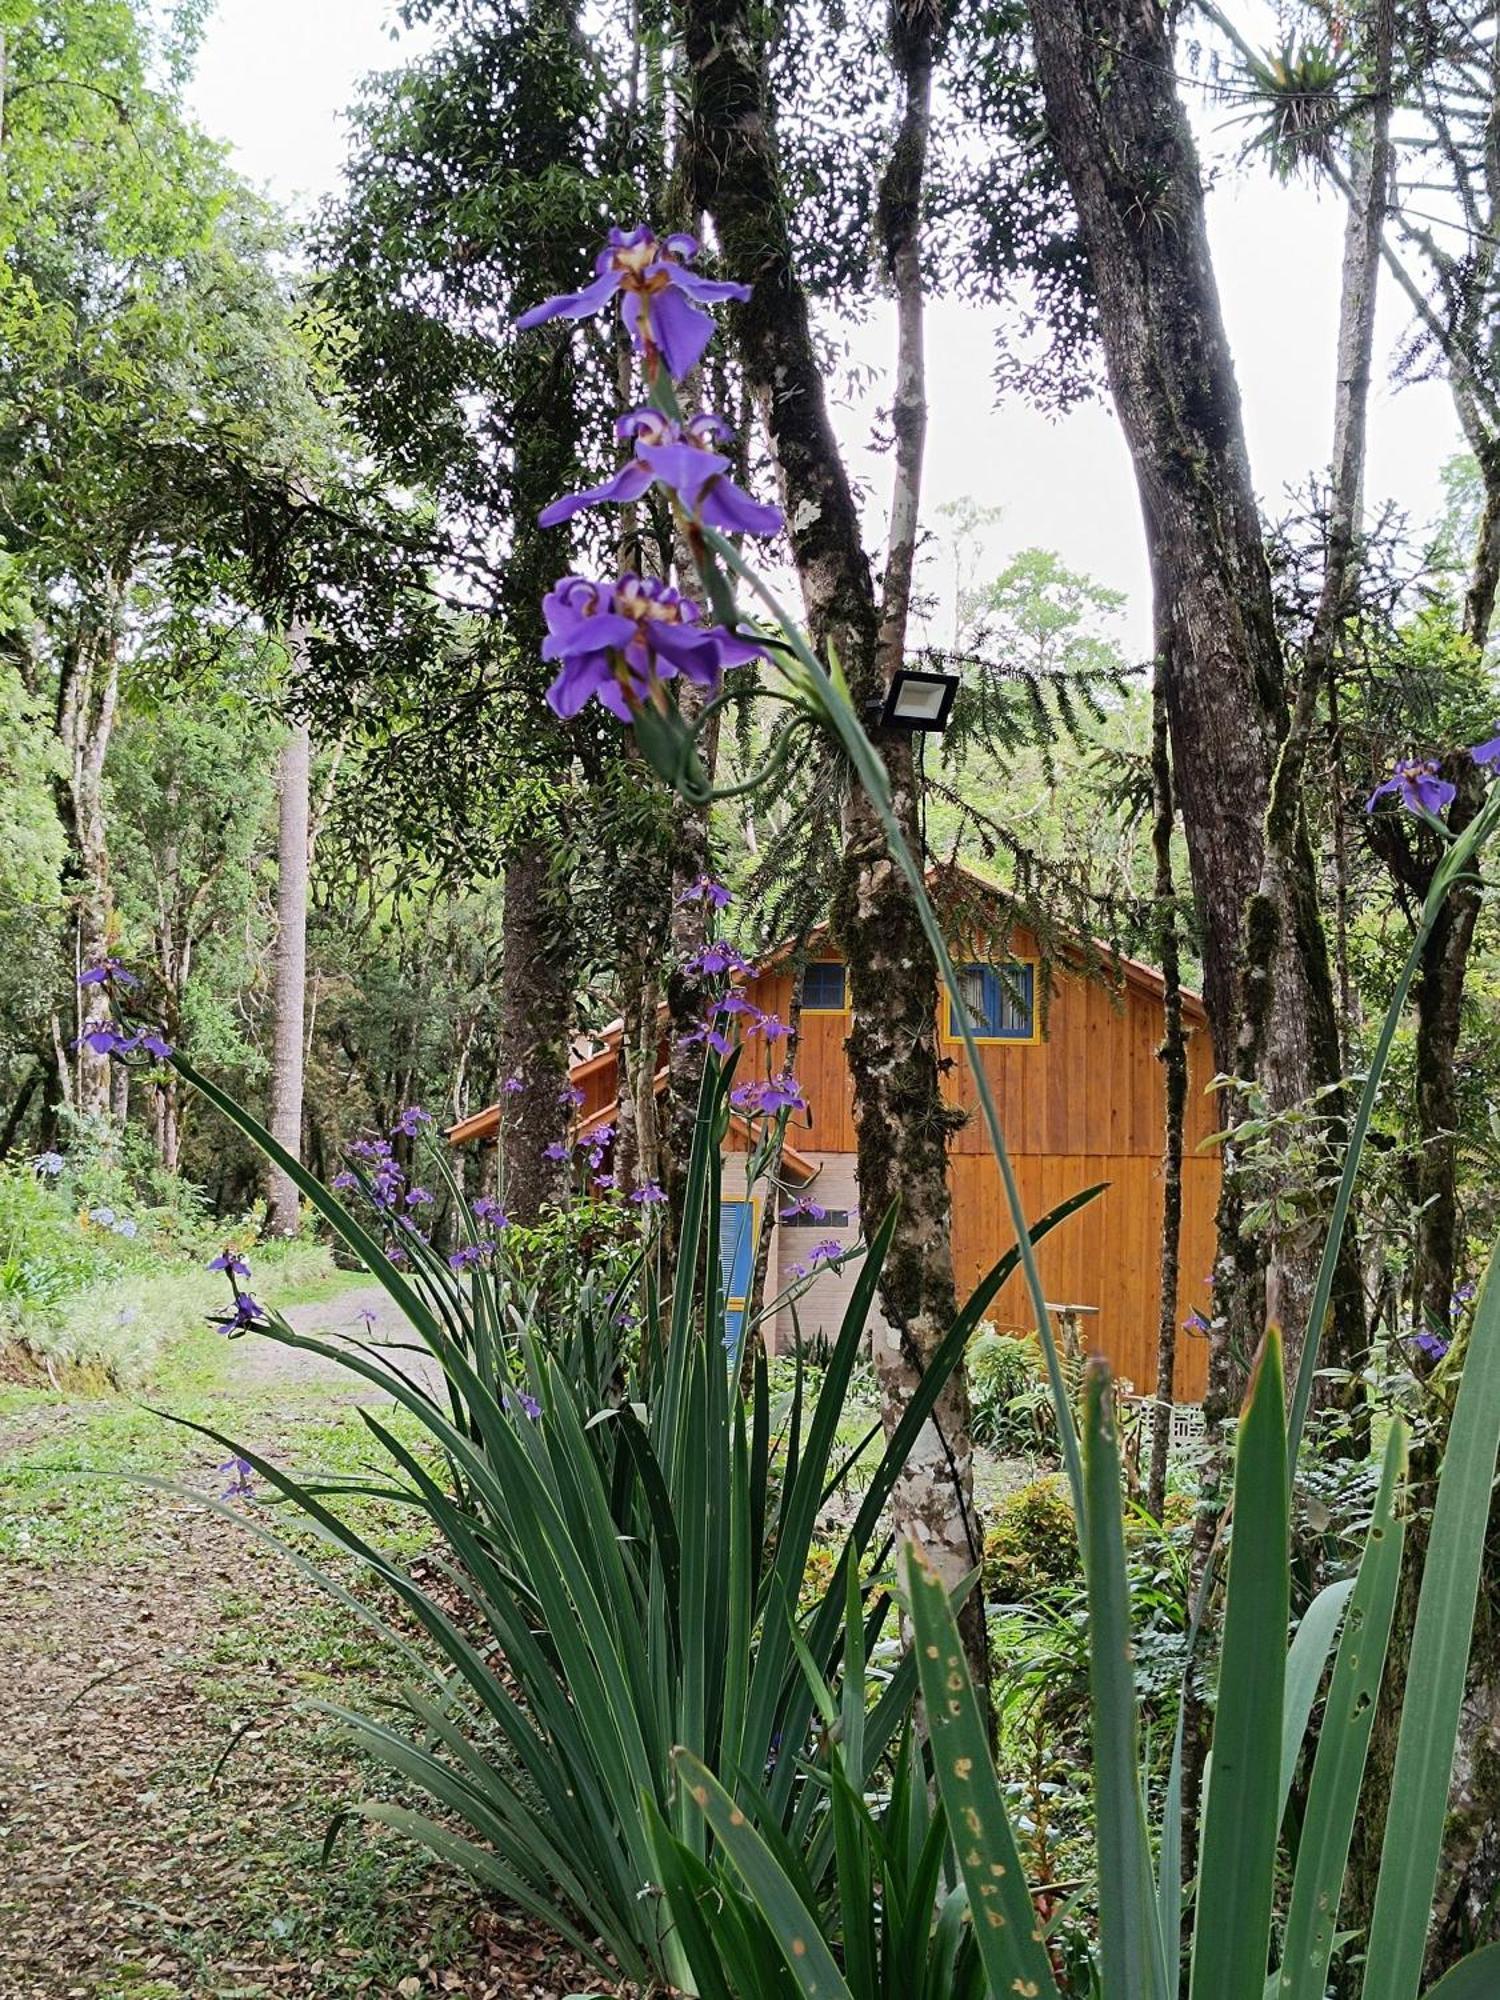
[779, 1199, 826, 1223]
[683, 1020, 735, 1057]
[730, 1074, 808, 1117]
[753, 1013, 789, 1042]
[1412, 1328, 1451, 1361]
[390, 1105, 432, 1138]
[631, 1182, 667, 1204]
[594, 1172, 616, 1190]
[560, 1082, 585, 1108]
[208, 1251, 252, 1278]
[541, 410, 782, 538]
[502, 1074, 525, 1095]
[350, 1136, 394, 1162]
[688, 941, 754, 977]
[404, 1187, 434, 1208]
[135, 1032, 173, 1060]
[211, 1292, 266, 1338]
[449, 1241, 496, 1272]
[503, 1390, 543, 1421]
[1470, 732, 1500, 769]
[1453, 1280, 1478, 1309]
[515, 226, 750, 383]
[543, 1140, 571, 1162]
[331, 1170, 358, 1192]
[678, 874, 734, 909]
[218, 1456, 255, 1500]
[1367, 758, 1457, 817]
[76, 1022, 135, 1057]
[542, 572, 763, 723]
[78, 958, 138, 989]
[807, 1239, 844, 1267]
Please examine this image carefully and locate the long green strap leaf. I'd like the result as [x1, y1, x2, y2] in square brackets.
[1192, 1326, 1289, 2000]
[1421, 1944, 1500, 1998]
[1278, 1421, 1406, 2000]
[674, 1749, 853, 2000]
[1278, 1577, 1356, 1821]
[901, 1540, 1058, 1999]
[1083, 1362, 1170, 2000]
[1362, 1241, 1500, 2000]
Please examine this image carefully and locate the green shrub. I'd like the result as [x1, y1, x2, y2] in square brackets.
[968, 1324, 1057, 1458]
[984, 1472, 1081, 1602]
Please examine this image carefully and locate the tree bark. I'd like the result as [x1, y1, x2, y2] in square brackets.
[1026, 0, 1356, 1405]
[266, 642, 311, 1237]
[1147, 659, 1184, 1522]
[54, 603, 121, 1123]
[679, 0, 988, 1707]
[497, 835, 574, 1225]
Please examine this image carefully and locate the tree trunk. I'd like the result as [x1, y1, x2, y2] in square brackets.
[1026, 0, 1356, 1405]
[266, 666, 311, 1237]
[1147, 660, 1184, 1521]
[497, 835, 574, 1225]
[54, 607, 120, 1124]
[679, 0, 988, 1706]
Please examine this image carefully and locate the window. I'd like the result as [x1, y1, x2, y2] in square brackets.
[802, 960, 847, 1011]
[949, 961, 1036, 1042]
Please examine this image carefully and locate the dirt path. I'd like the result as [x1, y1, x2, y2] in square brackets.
[0, 1290, 611, 2000]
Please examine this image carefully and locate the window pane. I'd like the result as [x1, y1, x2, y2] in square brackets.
[804, 960, 846, 1009]
[957, 964, 988, 1029]
[954, 961, 1034, 1039]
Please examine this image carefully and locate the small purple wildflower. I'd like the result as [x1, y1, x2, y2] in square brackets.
[78, 957, 138, 989]
[390, 1104, 433, 1138]
[543, 1140, 570, 1161]
[502, 1073, 525, 1095]
[594, 1173, 617, 1190]
[218, 1456, 255, 1500]
[1453, 1280, 1478, 1309]
[631, 1182, 667, 1205]
[350, 1135, 395, 1162]
[112, 1217, 137, 1238]
[33, 1151, 64, 1177]
[87, 1206, 116, 1227]
[515, 225, 750, 383]
[1367, 758, 1457, 817]
[1411, 1328, 1451, 1361]
[208, 1251, 252, 1278]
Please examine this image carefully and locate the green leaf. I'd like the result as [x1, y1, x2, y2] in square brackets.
[1421, 1944, 1500, 1998]
[900, 1540, 1058, 1999]
[1082, 1361, 1169, 2000]
[674, 1749, 853, 2000]
[1362, 1242, 1500, 2000]
[1191, 1326, 1289, 2000]
[1277, 1422, 1406, 2000]
[1278, 1576, 1356, 1821]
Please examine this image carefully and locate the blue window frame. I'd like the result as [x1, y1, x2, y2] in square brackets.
[949, 961, 1036, 1041]
[802, 959, 848, 1011]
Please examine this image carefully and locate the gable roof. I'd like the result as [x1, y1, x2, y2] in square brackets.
[446, 861, 1205, 1147]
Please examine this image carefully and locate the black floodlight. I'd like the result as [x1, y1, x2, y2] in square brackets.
[872, 665, 960, 733]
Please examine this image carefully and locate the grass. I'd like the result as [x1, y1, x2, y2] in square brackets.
[1, 1274, 613, 1999]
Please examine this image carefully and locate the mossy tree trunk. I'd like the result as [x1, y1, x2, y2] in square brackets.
[679, 0, 988, 1706]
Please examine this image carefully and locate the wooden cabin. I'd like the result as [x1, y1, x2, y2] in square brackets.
[450, 872, 1220, 1401]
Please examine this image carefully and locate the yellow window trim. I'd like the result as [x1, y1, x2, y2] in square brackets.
[941, 957, 1042, 1047]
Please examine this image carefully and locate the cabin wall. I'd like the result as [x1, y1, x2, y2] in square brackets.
[744, 937, 1218, 1401]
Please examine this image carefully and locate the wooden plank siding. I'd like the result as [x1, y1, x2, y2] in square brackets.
[743, 926, 1218, 1400]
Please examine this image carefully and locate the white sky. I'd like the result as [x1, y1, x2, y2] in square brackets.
[187, 0, 1464, 661]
